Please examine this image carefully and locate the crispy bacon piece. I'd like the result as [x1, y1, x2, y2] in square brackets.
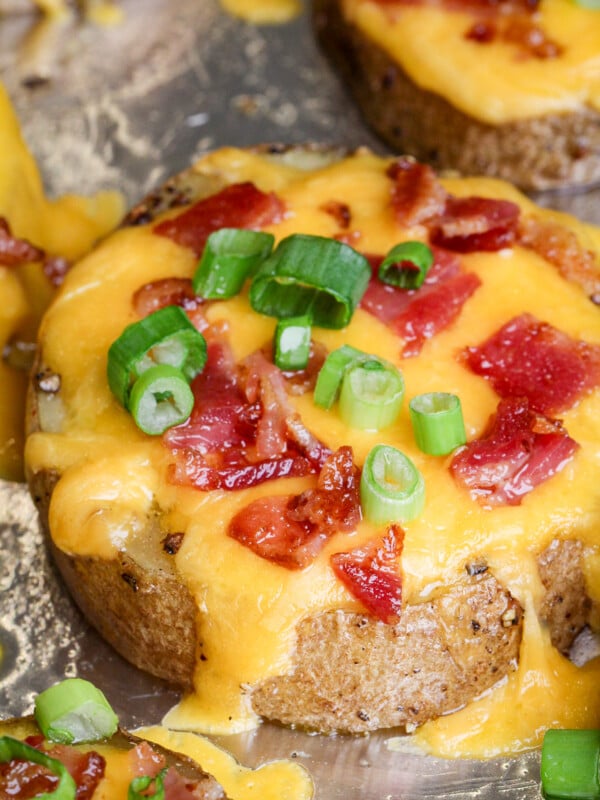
[386, 157, 447, 228]
[320, 199, 352, 229]
[165, 337, 329, 491]
[360, 248, 481, 356]
[450, 397, 579, 507]
[518, 215, 600, 303]
[0, 217, 45, 267]
[42, 255, 71, 287]
[431, 196, 520, 253]
[330, 525, 404, 624]
[464, 313, 600, 415]
[153, 182, 285, 257]
[0, 737, 106, 800]
[228, 446, 361, 569]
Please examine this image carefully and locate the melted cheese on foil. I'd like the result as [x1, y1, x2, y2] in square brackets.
[220, 0, 301, 23]
[342, 0, 600, 123]
[25, 147, 600, 757]
[0, 81, 123, 481]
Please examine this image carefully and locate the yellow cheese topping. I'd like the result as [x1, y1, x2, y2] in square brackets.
[25, 147, 600, 757]
[342, 0, 600, 123]
[0, 717, 312, 800]
[0, 81, 124, 481]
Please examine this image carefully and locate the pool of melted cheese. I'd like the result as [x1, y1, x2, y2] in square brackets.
[342, 0, 600, 124]
[0, 82, 123, 481]
[25, 147, 600, 758]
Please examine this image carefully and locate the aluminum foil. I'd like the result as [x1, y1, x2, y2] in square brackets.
[0, 1, 597, 796]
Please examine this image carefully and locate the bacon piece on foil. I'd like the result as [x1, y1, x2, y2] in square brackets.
[463, 313, 600, 415]
[330, 524, 404, 623]
[518, 215, 600, 303]
[228, 446, 361, 569]
[165, 336, 330, 491]
[450, 397, 579, 507]
[153, 182, 285, 257]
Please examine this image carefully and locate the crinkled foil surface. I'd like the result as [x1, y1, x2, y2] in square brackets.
[0, 2, 598, 797]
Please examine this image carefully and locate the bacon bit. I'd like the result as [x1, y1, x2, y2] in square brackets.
[465, 20, 496, 43]
[501, 15, 562, 59]
[42, 255, 70, 287]
[228, 446, 360, 569]
[395, 270, 482, 357]
[165, 336, 329, 491]
[450, 397, 579, 507]
[330, 525, 404, 624]
[163, 766, 216, 799]
[463, 313, 600, 415]
[129, 740, 166, 777]
[133, 277, 203, 317]
[279, 339, 328, 395]
[431, 196, 520, 252]
[360, 248, 480, 357]
[386, 157, 448, 228]
[153, 182, 285, 257]
[0, 740, 106, 800]
[0, 217, 45, 267]
[518, 215, 600, 302]
[320, 199, 352, 229]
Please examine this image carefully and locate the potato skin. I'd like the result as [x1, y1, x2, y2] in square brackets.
[25, 146, 594, 734]
[312, 0, 600, 192]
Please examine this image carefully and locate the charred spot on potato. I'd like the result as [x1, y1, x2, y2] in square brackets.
[35, 369, 61, 394]
[163, 532, 185, 555]
[121, 572, 139, 592]
[466, 560, 488, 576]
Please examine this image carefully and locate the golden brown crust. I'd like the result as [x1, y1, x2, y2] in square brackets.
[312, 0, 600, 192]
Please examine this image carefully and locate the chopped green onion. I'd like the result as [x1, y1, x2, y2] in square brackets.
[313, 345, 371, 409]
[34, 678, 118, 745]
[409, 392, 467, 455]
[339, 359, 405, 430]
[378, 241, 433, 289]
[360, 445, 425, 524]
[129, 768, 168, 800]
[107, 305, 207, 407]
[0, 736, 77, 799]
[128, 364, 194, 435]
[249, 233, 371, 329]
[192, 228, 275, 299]
[541, 729, 600, 800]
[274, 315, 311, 371]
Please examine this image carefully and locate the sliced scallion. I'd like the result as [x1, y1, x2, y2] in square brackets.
[0, 736, 77, 799]
[339, 359, 405, 430]
[128, 364, 194, 435]
[34, 678, 118, 745]
[274, 315, 311, 371]
[360, 445, 425, 524]
[249, 233, 371, 329]
[541, 729, 600, 800]
[313, 344, 369, 409]
[192, 228, 275, 299]
[107, 305, 206, 407]
[409, 392, 466, 455]
[129, 768, 168, 800]
[378, 241, 433, 289]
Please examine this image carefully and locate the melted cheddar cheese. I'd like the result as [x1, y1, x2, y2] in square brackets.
[0, 718, 312, 800]
[342, 0, 600, 124]
[25, 147, 600, 757]
[0, 81, 123, 481]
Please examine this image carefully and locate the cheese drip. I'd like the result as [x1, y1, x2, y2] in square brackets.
[0, 81, 123, 480]
[343, 0, 600, 123]
[26, 148, 600, 757]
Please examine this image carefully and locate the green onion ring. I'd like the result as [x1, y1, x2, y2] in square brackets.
[360, 445, 425, 524]
[0, 736, 77, 800]
[409, 392, 467, 455]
